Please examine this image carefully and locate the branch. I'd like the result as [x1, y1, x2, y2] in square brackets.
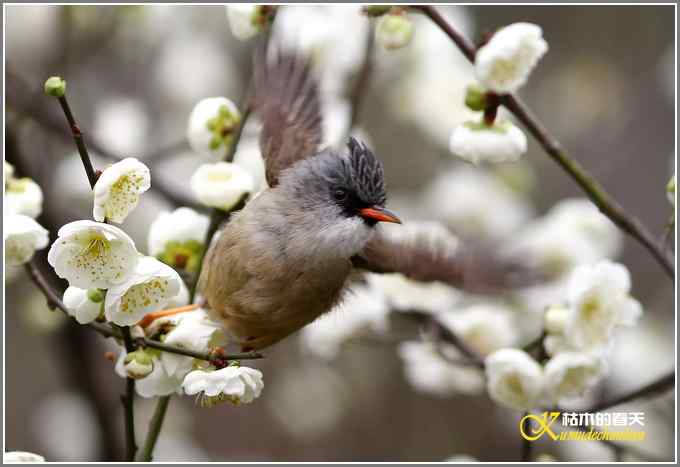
[55, 93, 98, 188]
[118, 325, 138, 461]
[580, 371, 674, 413]
[135, 395, 171, 462]
[24, 260, 261, 362]
[400, 309, 486, 368]
[413, 5, 675, 280]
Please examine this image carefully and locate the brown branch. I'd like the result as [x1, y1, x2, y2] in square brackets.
[400, 310, 486, 368]
[55, 94, 99, 188]
[24, 259, 261, 363]
[581, 371, 674, 413]
[413, 5, 674, 280]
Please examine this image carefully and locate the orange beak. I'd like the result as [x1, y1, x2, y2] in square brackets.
[359, 206, 402, 224]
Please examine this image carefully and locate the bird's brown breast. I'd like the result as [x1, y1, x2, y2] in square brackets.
[198, 195, 353, 350]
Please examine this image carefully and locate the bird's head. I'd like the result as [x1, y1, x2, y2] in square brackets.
[325, 137, 401, 226]
[279, 137, 401, 256]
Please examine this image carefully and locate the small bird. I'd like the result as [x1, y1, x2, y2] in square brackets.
[198, 47, 401, 351]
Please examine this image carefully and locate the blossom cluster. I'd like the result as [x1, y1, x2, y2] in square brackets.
[30, 94, 267, 404]
[4, 161, 49, 266]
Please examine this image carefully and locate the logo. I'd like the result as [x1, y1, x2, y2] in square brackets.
[520, 411, 647, 442]
[519, 412, 560, 441]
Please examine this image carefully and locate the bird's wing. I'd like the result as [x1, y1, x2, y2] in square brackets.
[353, 224, 542, 294]
[251, 45, 323, 187]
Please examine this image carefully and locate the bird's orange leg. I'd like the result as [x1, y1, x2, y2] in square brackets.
[138, 304, 201, 328]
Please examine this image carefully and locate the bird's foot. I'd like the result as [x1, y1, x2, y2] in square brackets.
[138, 303, 201, 328]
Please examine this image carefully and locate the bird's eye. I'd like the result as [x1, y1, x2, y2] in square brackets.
[333, 188, 348, 202]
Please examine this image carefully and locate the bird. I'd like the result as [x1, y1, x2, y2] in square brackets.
[197, 44, 539, 352]
[198, 46, 401, 351]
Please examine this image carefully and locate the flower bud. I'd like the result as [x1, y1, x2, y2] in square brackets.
[375, 13, 414, 50]
[667, 174, 675, 207]
[544, 304, 570, 334]
[124, 349, 154, 379]
[464, 84, 488, 112]
[44, 76, 66, 98]
[86, 288, 105, 303]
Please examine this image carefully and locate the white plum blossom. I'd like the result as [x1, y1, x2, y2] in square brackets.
[183, 365, 264, 406]
[5, 160, 15, 179]
[543, 352, 606, 403]
[5, 176, 43, 218]
[366, 273, 461, 315]
[226, 5, 269, 40]
[122, 349, 155, 379]
[147, 207, 210, 272]
[147, 207, 209, 255]
[160, 309, 225, 377]
[485, 348, 544, 410]
[115, 349, 184, 398]
[398, 341, 485, 397]
[506, 198, 622, 277]
[563, 260, 643, 352]
[437, 303, 519, 356]
[475, 22, 548, 94]
[104, 256, 183, 326]
[375, 12, 414, 50]
[4, 451, 46, 463]
[48, 220, 138, 289]
[300, 284, 389, 360]
[5, 214, 49, 266]
[546, 198, 622, 259]
[232, 135, 268, 194]
[93, 157, 150, 223]
[449, 119, 527, 165]
[190, 162, 254, 211]
[543, 304, 569, 335]
[422, 166, 533, 240]
[62, 286, 103, 324]
[187, 97, 241, 159]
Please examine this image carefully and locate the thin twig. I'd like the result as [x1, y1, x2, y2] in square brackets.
[581, 371, 674, 413]
[56, 94, 98, 188]
[400, 310, 486, 368]
[135, 395, 171, 462]
[413, 5, 674, 280]
[118, 325, 138, 461]
[25, 258, 263, 363]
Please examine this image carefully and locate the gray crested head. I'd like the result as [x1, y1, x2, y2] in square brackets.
[279, 137, 389, 225]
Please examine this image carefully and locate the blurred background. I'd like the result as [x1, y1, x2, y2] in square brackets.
[4, 4, 675, 462]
